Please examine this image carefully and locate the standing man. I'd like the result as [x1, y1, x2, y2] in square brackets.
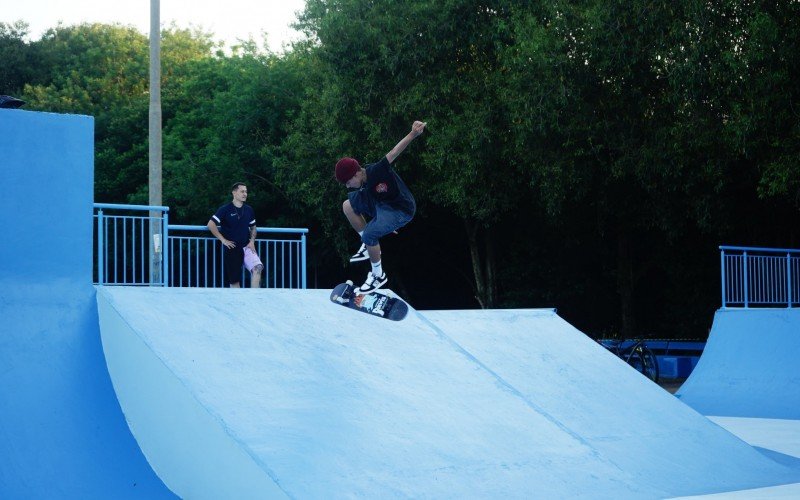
[335, 120, 426, 294]
[207, 182, 263, 288]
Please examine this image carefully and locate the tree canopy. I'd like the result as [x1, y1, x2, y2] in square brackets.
[3, 0, 798, 339]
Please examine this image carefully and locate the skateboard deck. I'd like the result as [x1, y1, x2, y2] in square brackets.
[329, 281, 409, 321]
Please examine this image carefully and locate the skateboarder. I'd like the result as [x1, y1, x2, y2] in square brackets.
[335, 120, 426, 294]
[207, 182, 264, 288]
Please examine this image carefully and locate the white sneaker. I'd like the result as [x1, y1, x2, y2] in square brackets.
[356, 271, 388, 294]
[349, 243, 369, 263]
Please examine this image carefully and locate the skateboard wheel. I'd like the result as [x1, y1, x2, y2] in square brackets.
[346, 280, 354, 286]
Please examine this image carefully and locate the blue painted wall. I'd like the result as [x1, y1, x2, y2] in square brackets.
[0, 109, 173, 498]
[676, 307, 800, 419]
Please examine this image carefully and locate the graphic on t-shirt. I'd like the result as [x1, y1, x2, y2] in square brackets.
[375, 182, 388, 193]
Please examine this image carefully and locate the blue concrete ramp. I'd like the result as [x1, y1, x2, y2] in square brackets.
[676, 308, 800, 419]
[424, 309, 800, 495]
[96, 287, 800, 499]
[0, 110, 174, 498]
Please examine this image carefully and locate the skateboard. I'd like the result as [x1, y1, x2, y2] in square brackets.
[329, 281, 409, 321]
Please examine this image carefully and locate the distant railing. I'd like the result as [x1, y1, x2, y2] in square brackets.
[94, 204, 307, 288]
[720, 246, 800, 308]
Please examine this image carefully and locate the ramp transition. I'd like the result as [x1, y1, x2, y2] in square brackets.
[676, 308, 800, 419]
[97, 287, 800, 499]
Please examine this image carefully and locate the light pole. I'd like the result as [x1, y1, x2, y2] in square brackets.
[149, 0, 163, 285]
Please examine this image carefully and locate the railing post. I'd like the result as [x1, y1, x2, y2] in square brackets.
[788, 252, 793, 308]
[720, 248, 727, 308]
[97, 208, 104, 286]
[301, 232, 307, 289]
[162, 211, 170, 286]
[743, 251, 749, 308]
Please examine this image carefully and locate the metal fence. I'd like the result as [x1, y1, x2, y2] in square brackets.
[94, 204, 307, 288]
[720, 245, 800, 308]
[168, 225, 307, 288]
[94, 203, 169, 286]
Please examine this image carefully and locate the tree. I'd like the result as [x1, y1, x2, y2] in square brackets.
[23, 24, 219, 205]
[713, 1, 800, 244]
[23, 24, 151, 203]
[0, 21, 44, 94]
[161, 46, 307, 229]
[289, 0, 534, 307]
[495, 1, 742, 335]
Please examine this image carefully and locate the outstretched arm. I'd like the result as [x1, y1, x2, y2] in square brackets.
[386, 120, 426, 164]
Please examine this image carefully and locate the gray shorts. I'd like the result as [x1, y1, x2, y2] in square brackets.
[348, 191, 414, 246]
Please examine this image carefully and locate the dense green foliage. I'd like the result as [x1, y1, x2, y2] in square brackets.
[2, 0, 798, 339]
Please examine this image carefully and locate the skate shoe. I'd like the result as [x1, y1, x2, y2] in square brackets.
[356, 271, 388, 294]
[349, 243, 369, 262]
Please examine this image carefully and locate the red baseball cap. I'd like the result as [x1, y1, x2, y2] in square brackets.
[335, 157, 360, 183]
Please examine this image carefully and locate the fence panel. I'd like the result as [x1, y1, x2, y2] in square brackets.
[164, 225, 307, 289]
[720, 246, 799, 308]
[94, 205, 308, 289]
[94, 204, 168, 286]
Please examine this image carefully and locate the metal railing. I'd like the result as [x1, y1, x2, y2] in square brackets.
[169, 225, 307, 288]
[94, 204, 307, 288]
[94, 203, 169, 286]
[720, 245, 800, 308]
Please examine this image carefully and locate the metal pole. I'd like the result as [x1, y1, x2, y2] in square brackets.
[149, 0, 163, 286]
[162, 211, 170, 286]
[720, 248, 726, 308]
[788, 252, 793, 308]
[301, 233, 307, 289]
[97, 209, 104, 285]
[743, 251, 749, 308]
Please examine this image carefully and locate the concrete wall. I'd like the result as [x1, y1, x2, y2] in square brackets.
[0, 109, 173, 498]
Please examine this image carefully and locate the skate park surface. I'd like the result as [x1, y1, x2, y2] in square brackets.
[3, 109, 800, 499]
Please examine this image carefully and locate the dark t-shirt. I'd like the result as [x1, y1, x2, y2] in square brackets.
[210, 202, 256, 246]
[361, 156, 415, 213]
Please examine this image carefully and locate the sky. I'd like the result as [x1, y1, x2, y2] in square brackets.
[5, 0, 307, 53]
